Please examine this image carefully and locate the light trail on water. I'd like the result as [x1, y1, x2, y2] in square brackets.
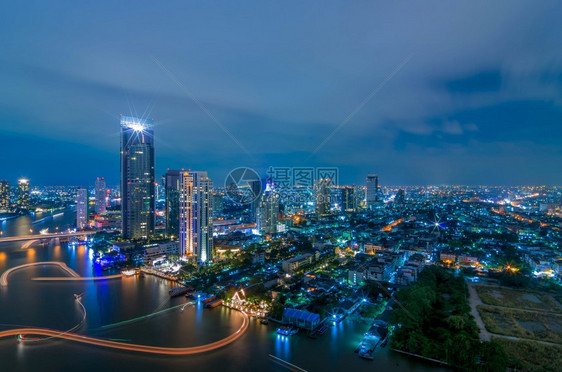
[100, 302, 194, 329]
[0, 311, 249, 355]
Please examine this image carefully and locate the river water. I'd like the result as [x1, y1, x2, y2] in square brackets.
[0, 210, 444, 371]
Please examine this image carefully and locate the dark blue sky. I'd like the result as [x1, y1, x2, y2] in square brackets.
[1, 1, 562, 186]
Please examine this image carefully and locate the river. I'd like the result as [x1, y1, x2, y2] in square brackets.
[0, 211, 445, 371]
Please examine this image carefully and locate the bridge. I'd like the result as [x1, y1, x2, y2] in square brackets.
[0, 231, 97, 244]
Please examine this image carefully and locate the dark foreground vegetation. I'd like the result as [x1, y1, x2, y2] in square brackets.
[390, 266, 508, 371]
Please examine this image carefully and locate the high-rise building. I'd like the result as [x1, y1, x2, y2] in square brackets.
[95, 177, 107, 215]
[395, 189, 405, 204]
[76, 188, 88, 229]
[212, 191, 224, 216]
[366, 174, 379, 209]
[120, 116, 155, 240]
[341, 185, 356, 212]
[0, 180, 9, 211]
[179, 171, 213, 262]
[17, 178, 30, 211]
[314, 178, 331, 215]
[165, 169, 181, 238]
[257, 181, 279, 234]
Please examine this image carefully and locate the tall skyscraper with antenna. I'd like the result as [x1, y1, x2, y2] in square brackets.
[120, 115, 155, 240]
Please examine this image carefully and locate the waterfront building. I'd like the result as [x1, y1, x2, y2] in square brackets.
[17, 178, 30, 211]
[282, 308, 321, 331]
[366, 174, 379, 209]
[143, 241, 180, 265]
[165, 169, 181, 238]
[314, 178, 331, 215]
[341, 185, 356, 212]
[0, 180, 9, 211]
[94, 177, 106, 215]
[120, 115, 155, 240]
[179, 171, 213, 262]
[76, 188, 88, 229]
[257, 181, 279, 234]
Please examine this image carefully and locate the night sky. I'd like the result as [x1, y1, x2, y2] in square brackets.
[1, 1, 561, 186]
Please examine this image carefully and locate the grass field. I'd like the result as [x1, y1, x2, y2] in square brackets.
[479, 306, 562, 344]
[494, 337, 562, 372]
[475, 286, 561, 313]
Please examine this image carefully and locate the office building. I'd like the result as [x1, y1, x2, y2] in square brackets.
[314, 178, 331, 215]
[0, 180, 9, 211]
[165, 169, 181, 238]
[366, 174, 379, 209]
[120, 115, 155, 239]
[76, 188, 88, 229]
[95, 177, 107, 215]
[341, 185, 356, 212]
[257, 181, 279, 234]
[179, 171, 213, 262]
[17, 178, 30, 211]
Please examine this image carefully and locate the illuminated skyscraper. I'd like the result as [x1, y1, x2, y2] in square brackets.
[120, 116, 155, 240]
[179, 171, 213, 262]
[165, 169, 181, 238]
[341, 185, 356, 212]
[257, 181, 279, 234]
[76, 188, 88, 229]
[366, 174, 379, 209]
[17, 178, 30, 211]
[179, 171, 193, 256]
[0, 180, 9, 211]
[314, 178, 331, 215]
[95, 177, 107, 215]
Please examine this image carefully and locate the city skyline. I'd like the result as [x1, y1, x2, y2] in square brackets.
[2, 2, 562, 186]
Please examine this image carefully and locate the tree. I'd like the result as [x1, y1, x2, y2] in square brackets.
[480, 340, 508, 371]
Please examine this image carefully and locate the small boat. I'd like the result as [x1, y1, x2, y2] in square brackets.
[260, 318, 269, 325]
[203, 295, 216, 304]
[359, 352, 374, 360]
[169, 287, 190, 297]
[277, 326, 298, 336]
[74, 293, 84, 300]
[138, 272, 145, 278]
[205, 299, 223, 308]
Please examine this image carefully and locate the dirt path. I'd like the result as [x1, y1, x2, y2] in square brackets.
[467, 281, 562, 347]
[467, 281, 492, 341]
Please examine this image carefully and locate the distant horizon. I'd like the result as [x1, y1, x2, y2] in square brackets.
[2, 2, 562, 186]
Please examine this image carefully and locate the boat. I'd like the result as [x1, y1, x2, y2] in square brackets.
[205, 299, 223, 308]
[138, 272, 145, 278]
[74, 292, 84, 300]
[277, 326, 299, 336]
[260, 318, 269, 325]
[168, 287, 190, 297]
[202, 295, 216, 304]
[121, 269, 136, 276]
[359, 351, 374, 360]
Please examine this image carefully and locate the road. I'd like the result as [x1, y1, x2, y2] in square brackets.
[0, 231, 96, 244]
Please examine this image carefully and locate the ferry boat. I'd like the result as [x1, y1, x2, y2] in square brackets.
[168, 287, 190, 297]
[205, 299, 223, 308]
[202, 295, 216, 304]
[277, 326, 299, 336]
